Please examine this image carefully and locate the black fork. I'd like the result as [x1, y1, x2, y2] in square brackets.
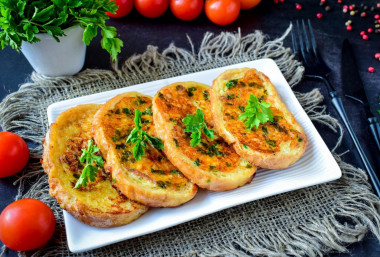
[291, 19, 380, 196]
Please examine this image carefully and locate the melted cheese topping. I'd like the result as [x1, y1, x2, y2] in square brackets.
[155, 84, 245, 173]
[221, 69, 305, 153]
[101, 96, 189, 190]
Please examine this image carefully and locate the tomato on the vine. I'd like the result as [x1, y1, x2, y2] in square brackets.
[205, 0, 240, 26]
[170, 0, 203, 21]
[0, 199, 56, 251]
[240, 0, 261, 10]
[0, 132, 29, 177]
[107, 0, 134, 18]
[134, 0, 169, 18]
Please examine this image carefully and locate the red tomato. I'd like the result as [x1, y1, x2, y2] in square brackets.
[170, 0, 203, 21]
[107, 0, 134, 18]
[0, 199, 56, 251]
[240, 0, 261, 10]
[0, 132, 29, 177]
[134, 0, 169, 18]
[205, 0, 240, 26]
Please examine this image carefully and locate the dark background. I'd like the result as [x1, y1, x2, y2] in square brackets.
[1, 0, 380, 256]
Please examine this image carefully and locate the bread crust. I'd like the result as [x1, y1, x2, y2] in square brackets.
[210, 68, 308, 169]
[42, 104, 148, 227]
[152, 82, 257, 191]
[92, 92, 197, 207]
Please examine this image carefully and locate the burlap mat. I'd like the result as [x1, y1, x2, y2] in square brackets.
[1, 26, 380, 257]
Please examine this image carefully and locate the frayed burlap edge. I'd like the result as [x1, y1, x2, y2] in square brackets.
[0, 25, 379, 257]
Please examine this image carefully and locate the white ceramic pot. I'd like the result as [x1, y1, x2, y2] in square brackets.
[21, 25, 86, 77]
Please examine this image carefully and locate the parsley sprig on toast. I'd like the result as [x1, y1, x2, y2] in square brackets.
[183, 109, 214, 147]
[75, 139, 103, 188]
[239, 94, 273, 130]
[127, 109, 163, 161]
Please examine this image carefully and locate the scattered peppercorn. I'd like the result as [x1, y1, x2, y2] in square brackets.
[345, 20, 352, 25]
[296, 3, 302, 10]
[368, 67, 375, 73]
[362, 34, 369, 40]
[337, 0, 342, 3]
[325, 6, 331, 11]
[375, 53, 380, 60]
[360, 30, 366, 35]
[368, 28, 373, 33]
[350, 10, 356, 16]
[317, 13, 323, 18]
[361, 12, 367, 17]
[375, 14, 380, 19]
[349, 5, 354, 11]
[346, 25, 352, 31]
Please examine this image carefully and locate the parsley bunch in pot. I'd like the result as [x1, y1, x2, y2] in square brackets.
[0, 0, 123, 76]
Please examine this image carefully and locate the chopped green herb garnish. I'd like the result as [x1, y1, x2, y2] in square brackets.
[239, 94, 273, 130]
[151, 168, 165, 174]
[262, 126, 268, 135]
[238, 106, 245, 112]
[225, 162, 232, 167]
[176, 85, 182, 91]
[170, 170, 182, 175]
[182, 109, 214, 147]
[115, 109, 120, 114]
[169, 118, 176, 122]
[227, 94, 235, 100]
[243, 144, 249, 149]
[174, 138, 179, 147]
[112, 178, 116, 183]
[158, 156, 164, 162]
[142, 107, 152, 115]
[225, 103, 234, 106]
[248, 82, 263, 88]
[226, 79, 238, 89]
[187, 87, 197, 97]
[126, 109, 163, 161]
[209, 165, 217, 170]
[123, 108, 132, 115]
[246, 164, 253, 169]
[203, 91, 209, 100]
[136, 96, 147, 105]
[194, 158, 200, 166]
[158, 92, 164, 99]
[265, 139, 276, 147]
[207, 179, 211, 183]
[74, 140, 103, 189]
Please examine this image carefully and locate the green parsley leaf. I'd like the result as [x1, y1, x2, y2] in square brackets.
[0, 0, 123, 61]
[126, 109, 163, 161]
[74, 139, 103, 188]
[239, 94, 273, 130]
[182, 109, 214, 147]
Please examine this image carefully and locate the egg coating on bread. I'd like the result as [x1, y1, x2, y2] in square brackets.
[152, 82, 257, 191]
[210, 68, 308, 169]
[92, 92, 197, 207]
[42, 104, 148, 227]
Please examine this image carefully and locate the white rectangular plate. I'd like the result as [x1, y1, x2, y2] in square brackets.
[47, 59, 342, 253]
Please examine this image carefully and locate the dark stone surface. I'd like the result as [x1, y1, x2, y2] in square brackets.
[0, 0, 379, 256]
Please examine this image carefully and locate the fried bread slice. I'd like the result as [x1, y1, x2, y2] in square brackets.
[42, 104, 148, 227]
[210, 68, 308, 169]
[152, 82, 257, 191]
[92, 92, 197, 207]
